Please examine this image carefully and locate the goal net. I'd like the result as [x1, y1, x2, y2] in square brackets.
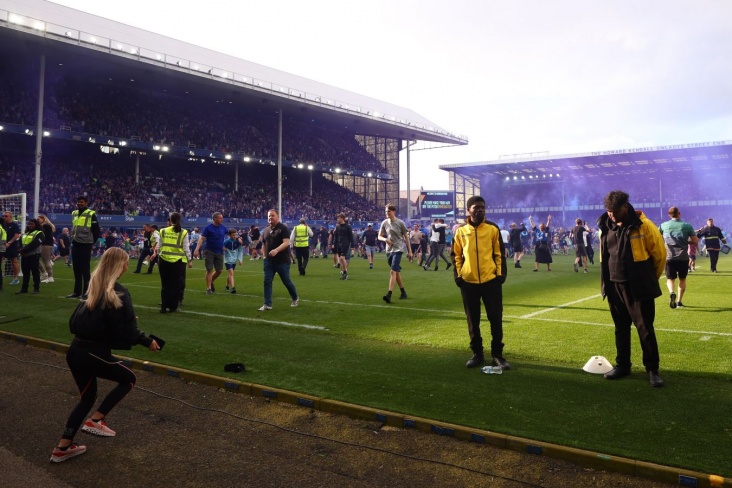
[1, 193, 26, 277]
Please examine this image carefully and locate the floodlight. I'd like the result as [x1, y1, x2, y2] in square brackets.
[297, 163, 304, 169]
[335, 168, 341, 173]
[225, 154, 232, 160]
[90, 37, 97, 44]
[42, 131, 50, 137]
[162, 146, 169, 152]
[505, 176, 509, 180]
[34, 21, 46, 30]
[367, 172, 372, 177]
[0, 125, 4, 131]
[153, 145, 160, 150]
[243, 157, 251, 162]
[513, 176, 517, 180]
[8, 14, 23, 25]
[521, 176, 525, 180]
[119, 141, 127, 146]
[307, 164, 314, 170]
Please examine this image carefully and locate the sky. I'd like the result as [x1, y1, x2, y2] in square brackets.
[49, 0, 732, 192]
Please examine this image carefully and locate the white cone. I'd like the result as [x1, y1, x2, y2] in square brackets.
[582, 356, 613, 374]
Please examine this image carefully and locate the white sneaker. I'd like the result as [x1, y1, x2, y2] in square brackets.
[40, 273, 48, 281]
[258, 305, 272, 311]
[291, 299, 299, 307]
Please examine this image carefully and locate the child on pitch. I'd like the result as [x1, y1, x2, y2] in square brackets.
[223, 229, 244, 294]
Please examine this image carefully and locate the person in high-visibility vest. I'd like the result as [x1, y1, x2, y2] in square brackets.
[0, 221, 7, 291]
[67, 196, 100, 299]
[290, 218, 313, 276]
[158, 212, 193, 313]
[16, 218, 45, 294]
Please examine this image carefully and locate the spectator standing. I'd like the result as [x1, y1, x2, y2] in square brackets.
[51, 247, 160, 463]
[529, 214, 553, 272]
[696, 218, 726, 273]
[659, 207, 698, 308]
[132, 224, 153, 274]
[378, 205, 412, 303]
[258, 209, 299, 310]
[451, 196, 510, 370]
[58, 227, 71, 266]
[16, 218, 44, 294]
[290, 218, 313, 276]
[223, 228, 244, 293]
[572, 218, 591, 273]
[2, 211, 21, 285]
[362, 223, 379, 269]
[0, 222, 6, 291]
[67, 196, 101, 299]
[598, 190, 666, 387]
[409, 224, 423, 264]
[158, 212, 193, 313]
[424, 219, 451, 271]
[194, 212, 228, 294]
[146, 225, 161, 274]
[37, 214, 56, 283]
[509, 222, 526, 268]
[249, 224, 262, 260]
[333, 213, 353, 280]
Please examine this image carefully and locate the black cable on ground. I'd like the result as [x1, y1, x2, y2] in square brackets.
[0, 350, 542, 487]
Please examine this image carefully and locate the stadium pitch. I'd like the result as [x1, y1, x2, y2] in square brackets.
[2, 251, 730, 478]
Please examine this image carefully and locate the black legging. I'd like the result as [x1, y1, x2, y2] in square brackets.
[62, 340, 137, 440]
[134, 246, 152, 273]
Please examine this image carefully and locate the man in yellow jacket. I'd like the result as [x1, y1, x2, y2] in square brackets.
[598, 190, 667, 387]
[451, 196, 510, 370]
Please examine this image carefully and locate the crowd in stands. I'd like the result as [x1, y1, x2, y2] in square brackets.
[0, 156, 384, 222]
[0, 73, 385, 174]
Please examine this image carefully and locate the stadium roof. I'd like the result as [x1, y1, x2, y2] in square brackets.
[440, 140, 732, 180]
[0, 0, 467, 146]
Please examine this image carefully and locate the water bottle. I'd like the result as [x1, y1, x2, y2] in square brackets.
[481, 365, 502, 375]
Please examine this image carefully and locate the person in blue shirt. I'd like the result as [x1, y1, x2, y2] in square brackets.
[223, 229, 244, 294]
[193, 212, 228, 294]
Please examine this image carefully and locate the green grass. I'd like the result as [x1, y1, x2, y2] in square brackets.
[3, 252, 731, 476]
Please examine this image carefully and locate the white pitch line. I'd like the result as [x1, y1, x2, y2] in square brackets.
[520, 294, 602, 318]
[517, 316, 732, 337]
[135, 305, 327, 330]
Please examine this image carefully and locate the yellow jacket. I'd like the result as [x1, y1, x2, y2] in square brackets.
[452, 220, 506, 284]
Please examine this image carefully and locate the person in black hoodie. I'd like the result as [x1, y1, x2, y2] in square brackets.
[51, 247, 160, 462]
[598, 191, 666, 388]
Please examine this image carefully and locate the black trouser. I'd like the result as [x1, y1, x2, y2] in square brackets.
[62, 340, 137, 441]
[159, 259, 185, 311]
[20, 253, 41, 291]
[295, 246, 309, 275]
[71, 242, 93, 295]
[606, 281, 660, 371]
[0, 254, 4, 289]
[460, 280, 504, 357]
[708, 249, 720, 272]
[134, 247, 152, 273]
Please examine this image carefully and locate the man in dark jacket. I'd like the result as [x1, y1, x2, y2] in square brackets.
[598, 191, 666, 387]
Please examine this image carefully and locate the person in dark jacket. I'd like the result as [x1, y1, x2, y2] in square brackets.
[598, 191, 666, 388]
[51, 247, 160, 462]
[696, 218, 726, 273]
[16, 218, 44, 294]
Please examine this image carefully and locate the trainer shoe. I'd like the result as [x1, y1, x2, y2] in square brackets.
[446, 263, 452, 270]
[82, 418, 116, 437]
[291, 298, 299, 307]
[574, 263, 578, 272]
[44, 277, 55, 283]
[50, 444, 87, 463]
[225, 286, 230, 291]
[399, 292, 407, 300]
[206, 289, 213, 295]
[382, 294, 392, 304]
[669, 292, 677, 309]
[583, 269, 589, 273]
[10, 278, 19, 285]
[230, 288, 236, 294]
[676, 301, 684, 308]
[258, 305, 272, 311]
[211, 284, 216, 293]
